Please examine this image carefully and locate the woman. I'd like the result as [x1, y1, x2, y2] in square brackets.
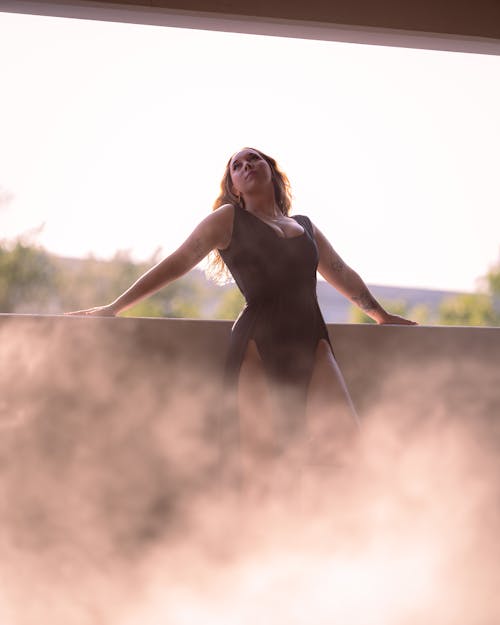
[68, 147, 416, 487]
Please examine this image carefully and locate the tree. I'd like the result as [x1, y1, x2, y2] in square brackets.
[0, 237, 57, 312]
[214, 286, 245, 320]
[0, 237, 206, 317]
[55, 250, 203, 318]
[438, 293, 499, 326]
[437, 251, 500, 326]
[481, 251, 500, 296]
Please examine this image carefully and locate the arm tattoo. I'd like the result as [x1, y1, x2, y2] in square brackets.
[192, 238, 205, 261]
[330, 258, 345, 273]
[351, 288, 378, 312]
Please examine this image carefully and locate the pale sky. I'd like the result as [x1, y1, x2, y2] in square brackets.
[1, 11, 499, 292]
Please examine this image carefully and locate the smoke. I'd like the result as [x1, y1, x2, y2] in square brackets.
[1, 316, 499, 624]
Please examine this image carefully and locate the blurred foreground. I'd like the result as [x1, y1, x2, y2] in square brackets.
[0, 315, 499, 624]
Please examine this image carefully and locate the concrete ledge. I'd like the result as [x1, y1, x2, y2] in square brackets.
[1, 314, 498, 423]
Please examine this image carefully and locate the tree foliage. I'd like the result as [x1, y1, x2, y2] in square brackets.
[350, 250, 500, 327]
[0, 238, 204, 317]
[438, 293, 499, 326]
[482, 254, 500, 296]
[0, 237, 57, 312]
[437, 251, 500, 327]
[214, 287, 245, 320]
[3, 235, 500, 326]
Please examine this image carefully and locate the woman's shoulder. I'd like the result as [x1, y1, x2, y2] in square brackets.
[210, 204, 237, 251]
[291, 213, 314, 232]
[210, 203, 237, 225]
[213, 203, 236, 215]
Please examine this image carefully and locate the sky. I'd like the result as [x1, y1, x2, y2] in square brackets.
[0, 11, 499, 292]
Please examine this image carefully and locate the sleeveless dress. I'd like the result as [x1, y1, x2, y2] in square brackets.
[219, 205, 333, 428]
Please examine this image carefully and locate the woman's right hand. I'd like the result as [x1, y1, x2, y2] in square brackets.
[64, 304, 117, 317]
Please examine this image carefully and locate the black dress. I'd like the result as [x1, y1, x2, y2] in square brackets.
[219, 204, 333, 426]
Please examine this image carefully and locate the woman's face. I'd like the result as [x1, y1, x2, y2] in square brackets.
[229, 149, 273, 196]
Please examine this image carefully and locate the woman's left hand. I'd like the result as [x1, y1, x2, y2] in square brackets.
[378, 313, 418, 325]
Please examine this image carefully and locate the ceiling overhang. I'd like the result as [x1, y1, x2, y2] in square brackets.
[1, 0, 500, 54]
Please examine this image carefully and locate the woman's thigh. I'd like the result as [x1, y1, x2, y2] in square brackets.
[237, 339, 277, 471]
[237, 339, 308, 498]
[306, 339, 360, 465]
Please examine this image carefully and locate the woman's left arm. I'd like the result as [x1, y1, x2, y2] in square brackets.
[313, 222, 417, 325]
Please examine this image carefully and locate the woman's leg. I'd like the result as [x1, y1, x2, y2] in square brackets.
[237, 339, 277, 491]
[305, 339, 360, 467]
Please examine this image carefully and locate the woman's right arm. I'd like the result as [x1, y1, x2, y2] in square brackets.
[66, 204, 234, 316]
